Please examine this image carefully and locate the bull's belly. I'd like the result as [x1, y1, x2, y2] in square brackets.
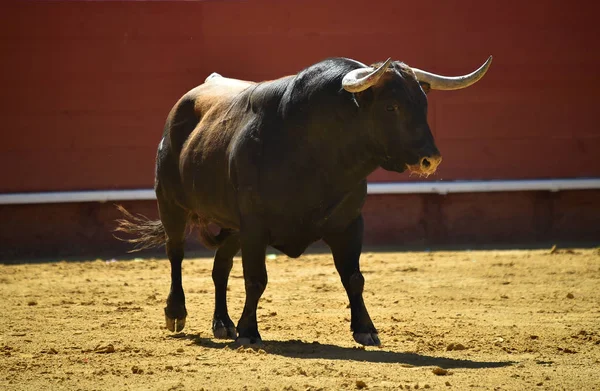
[269, 231, 322, 259]
[265, 207, 358, 259]
[270, 241, 318, 259]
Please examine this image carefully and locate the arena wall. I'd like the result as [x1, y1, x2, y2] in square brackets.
[1, 0, 598, 259]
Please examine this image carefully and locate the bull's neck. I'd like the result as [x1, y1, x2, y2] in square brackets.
[306, 124, 381, 193]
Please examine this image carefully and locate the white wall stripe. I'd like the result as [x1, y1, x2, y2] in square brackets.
[1, 179, 599, 205]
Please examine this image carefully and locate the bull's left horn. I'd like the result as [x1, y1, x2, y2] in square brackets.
[411, 56, 492, 90]
[342, 58, 393, 93]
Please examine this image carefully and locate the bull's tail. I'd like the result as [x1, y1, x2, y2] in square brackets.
[114, 205, 166, 252]
[114, 205, 227, 252]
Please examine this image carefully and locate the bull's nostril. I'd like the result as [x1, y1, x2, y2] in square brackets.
[421, 158, 431, 168]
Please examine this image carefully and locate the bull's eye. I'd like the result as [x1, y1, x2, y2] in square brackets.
[386, 104, 398, 112]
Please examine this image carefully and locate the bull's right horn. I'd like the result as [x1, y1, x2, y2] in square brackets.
[411, 56, 492, 90]
[342, 58, 393, 93]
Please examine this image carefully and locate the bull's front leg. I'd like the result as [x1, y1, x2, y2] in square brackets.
[236, 222, 268, 345]
[324, 214, 379, 346]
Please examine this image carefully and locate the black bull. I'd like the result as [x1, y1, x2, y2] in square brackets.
[116, 56, 492, 346]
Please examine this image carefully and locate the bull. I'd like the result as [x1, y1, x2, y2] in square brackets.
[116, 56, 492, 345]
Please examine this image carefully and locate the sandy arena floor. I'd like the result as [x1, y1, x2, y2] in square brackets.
[1, 248, 599, 390]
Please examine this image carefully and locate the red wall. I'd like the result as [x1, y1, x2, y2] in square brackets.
[1, 1, 599, 260]
[2, 0, 599, 193]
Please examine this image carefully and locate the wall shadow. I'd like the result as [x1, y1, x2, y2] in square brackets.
[4, 240, 596, 265]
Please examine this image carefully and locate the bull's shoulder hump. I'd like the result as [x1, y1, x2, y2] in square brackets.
[187, 77, 255, 100]
[185, 77, 255, 114]
[204, 73, 256, 89]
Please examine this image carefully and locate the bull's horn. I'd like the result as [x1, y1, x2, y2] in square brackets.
[411, 56, 492, 90]
[342, 58, 393, 93]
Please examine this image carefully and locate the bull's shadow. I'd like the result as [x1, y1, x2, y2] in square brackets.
[172, 334, 514, 369]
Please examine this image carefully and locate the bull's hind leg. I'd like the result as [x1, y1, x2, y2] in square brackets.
[212, 230, 240, 339]
[323, 215, 380, 346]
[158, 198, 189, 332]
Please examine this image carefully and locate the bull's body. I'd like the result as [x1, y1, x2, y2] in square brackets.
[162, 59, 376, 258]
[117, 56, 491, 345]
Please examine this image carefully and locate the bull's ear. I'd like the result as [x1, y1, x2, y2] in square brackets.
[419, 82, 431, 95]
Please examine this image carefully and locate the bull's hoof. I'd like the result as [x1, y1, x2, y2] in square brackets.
[214, 326, 237, 339]
[164, 304, 187, 332]
[353, 332, 381, 346]
[236, 336, 263, 346]
[165, 314, 186, 332]
[213, 321, 237, 339]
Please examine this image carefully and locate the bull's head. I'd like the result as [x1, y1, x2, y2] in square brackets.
[341, 56, 492, 176]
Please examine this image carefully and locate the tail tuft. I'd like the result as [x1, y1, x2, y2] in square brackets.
[113, 205, 166, 252]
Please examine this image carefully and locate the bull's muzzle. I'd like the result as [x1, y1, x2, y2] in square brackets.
[406, 155, 442, 177]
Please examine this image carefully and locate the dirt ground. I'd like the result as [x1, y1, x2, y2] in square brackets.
[1, 248, 599, 390]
